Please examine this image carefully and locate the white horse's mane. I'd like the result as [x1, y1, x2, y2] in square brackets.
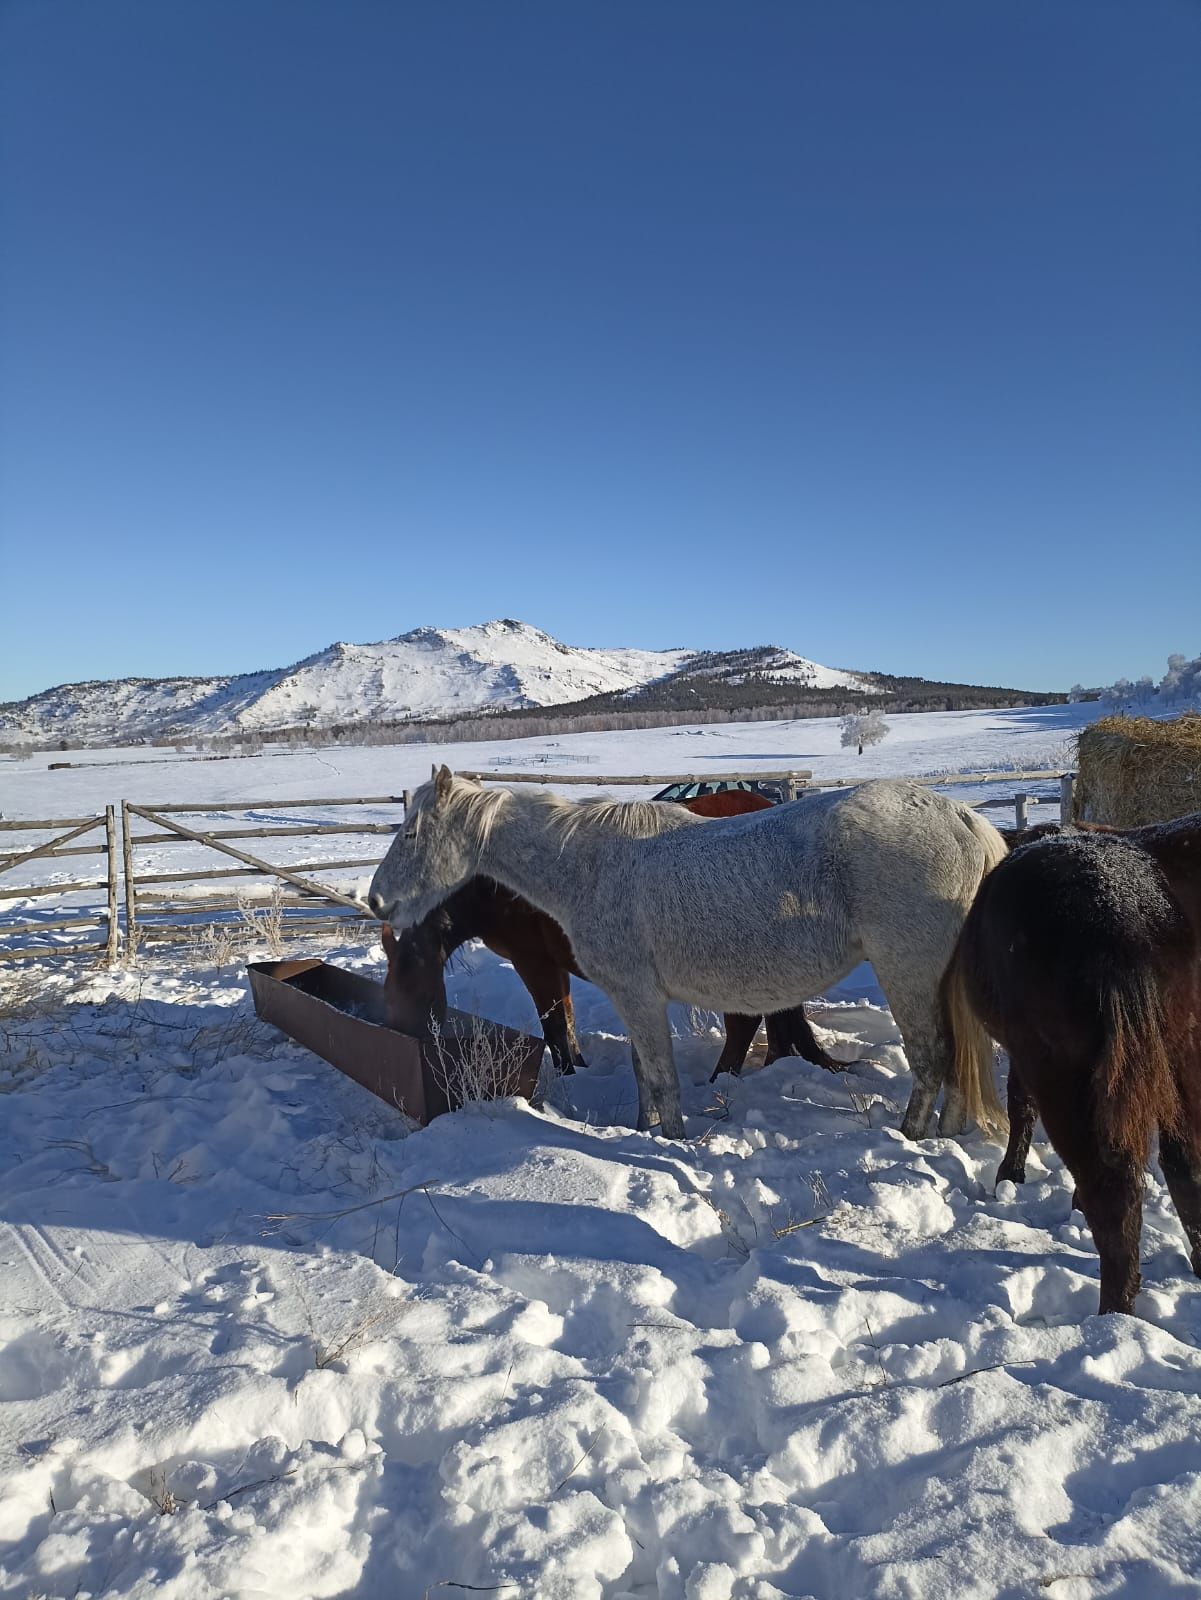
[410, 776, 510, 847]
[415, 776, 694, 850]
[544, 793, 693, 843]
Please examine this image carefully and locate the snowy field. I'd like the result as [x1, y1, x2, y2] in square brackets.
[3, 704, 1201, 1598]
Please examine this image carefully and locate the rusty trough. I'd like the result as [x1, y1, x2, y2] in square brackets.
[247, 958, 545, 1125]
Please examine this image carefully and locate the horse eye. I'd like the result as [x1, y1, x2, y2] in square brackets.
[403, 828, 418, 841]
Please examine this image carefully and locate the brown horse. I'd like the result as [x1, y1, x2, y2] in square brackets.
[946, 814, 1201, 1315]
[381, 787, 842, 1081]
[681, 789, 784, 819]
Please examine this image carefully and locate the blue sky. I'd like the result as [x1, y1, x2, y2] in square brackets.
[2, 0, 1198, 703]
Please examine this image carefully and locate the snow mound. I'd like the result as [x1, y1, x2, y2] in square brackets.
[2, 934, 1199, 1597]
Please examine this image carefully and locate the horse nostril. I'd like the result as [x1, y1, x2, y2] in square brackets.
[368, 891, 386, 917]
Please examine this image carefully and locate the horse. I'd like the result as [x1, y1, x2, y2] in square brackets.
[379, 784, 838, 1081]
[379, 876, 841, 1080]
[369, 766, 1008, 1141]
[944, 815, 1201, 1315]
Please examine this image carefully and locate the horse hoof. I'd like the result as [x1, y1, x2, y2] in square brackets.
[996, 1162, 1026, 1185]
[901, 1112, 935, 1141]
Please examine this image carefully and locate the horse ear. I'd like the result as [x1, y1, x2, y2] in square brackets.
[430, 763, 438, 783]
[435, 763, 453, 802]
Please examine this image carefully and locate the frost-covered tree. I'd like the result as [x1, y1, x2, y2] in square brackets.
[1092, 652, 1200, 714]
[840, 707, 891, 755]
[1159, 652, 1201, 708]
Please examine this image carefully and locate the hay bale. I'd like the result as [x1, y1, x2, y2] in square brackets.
[1076, 713, 1201, 826]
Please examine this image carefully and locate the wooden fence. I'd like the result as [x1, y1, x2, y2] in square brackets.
[0, 796, 406, 965]
[0, 766, 1077, 969]
[0, 811, 120, 963]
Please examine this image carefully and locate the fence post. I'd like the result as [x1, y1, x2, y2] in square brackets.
[783, 775, 797, 803]
[1014, 791, 1028, 831]
[121, 799, 138, 960]
[105, 805, 119, 965]
[1060, 772, 1076, 825]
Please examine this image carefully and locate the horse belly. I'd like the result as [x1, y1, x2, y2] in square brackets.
[654, 917, 856, 1015]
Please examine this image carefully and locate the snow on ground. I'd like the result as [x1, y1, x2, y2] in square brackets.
[4, 704, 1201, 1597]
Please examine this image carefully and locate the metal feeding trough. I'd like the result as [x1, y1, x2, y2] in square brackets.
[246, 958, 545, 1126]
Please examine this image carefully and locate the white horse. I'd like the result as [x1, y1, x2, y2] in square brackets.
[369, 768, 1008, 1142]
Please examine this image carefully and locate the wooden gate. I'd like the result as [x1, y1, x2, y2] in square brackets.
[0, 810, 120, 964]
[120, 794, 405, 950]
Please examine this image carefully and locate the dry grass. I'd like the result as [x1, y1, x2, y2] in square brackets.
[424, 1014, 540, 1111]
[187, 888, 287, 966]
[0, 969, 76, 1082]
[303, 1294, 405, 1370]
[0, 967, 57, 1014]
[1077, 712, 1201, 826]
[145, 1470, 180, 1516]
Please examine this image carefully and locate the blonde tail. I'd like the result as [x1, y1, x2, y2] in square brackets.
[944, 807, 1009, 1140]
[942, 946, 1007, 1140]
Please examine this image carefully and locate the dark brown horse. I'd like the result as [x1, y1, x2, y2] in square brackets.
[946, 814, 1201, 1315]
[381, 787, 842, 1081]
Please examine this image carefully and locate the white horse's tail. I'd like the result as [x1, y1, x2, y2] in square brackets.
[961, 805, 1011, 881]
[943, 809, 1009, 1140]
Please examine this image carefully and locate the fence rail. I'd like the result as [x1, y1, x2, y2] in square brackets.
[458, 769, 814, 786]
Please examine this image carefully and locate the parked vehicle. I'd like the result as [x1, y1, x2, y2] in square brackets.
[651, 777, 788, 805]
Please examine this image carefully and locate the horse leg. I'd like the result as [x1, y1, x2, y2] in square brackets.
[997, 1061, 1037, 1185]
[618, 997, 684, 1139]
[561, 992, 588, 1071]
[1077, 1155, 1144, 1315]
[1039, 1091, 1144, 1315]
[629, 1044, 653, 1131]
[1158, 1129, 1201, 1281]
[764, 1007, 845, 1073]
[538, 927, 588, 1070]
[710, 1013, 760, 1081]
[508, 952, 579, 1077]
[871, 962, 953, 1138]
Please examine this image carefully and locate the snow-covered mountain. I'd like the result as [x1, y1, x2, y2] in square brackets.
[0, 620, 877, 745]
